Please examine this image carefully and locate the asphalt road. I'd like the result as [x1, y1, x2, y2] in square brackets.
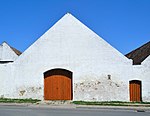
[0, 105, 149, 116]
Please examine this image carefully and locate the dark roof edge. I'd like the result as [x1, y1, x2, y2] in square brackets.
[125, 41, 150, 65]
[1, 41, 22, 56]
[125, 41, 150, 56]
[10, 46, 22, 56]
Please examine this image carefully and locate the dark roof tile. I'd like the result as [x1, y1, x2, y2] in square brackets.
[10, 47, 22, 56]
[125, 41, 150, 65]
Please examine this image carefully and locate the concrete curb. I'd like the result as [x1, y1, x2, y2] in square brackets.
[75, 105, 150, 112]
[0, 103, 150, 112]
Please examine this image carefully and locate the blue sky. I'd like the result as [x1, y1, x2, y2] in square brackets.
[0, 0, 149, 54]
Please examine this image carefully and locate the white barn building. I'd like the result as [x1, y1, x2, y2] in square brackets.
[0, 13, 149, 102]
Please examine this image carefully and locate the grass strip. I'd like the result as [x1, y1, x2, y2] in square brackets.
[73, 101, 150, 106]
[0, 98, 41, 103]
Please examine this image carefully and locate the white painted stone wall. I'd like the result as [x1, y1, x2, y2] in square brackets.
[11, 14, 133, 101]
[0, 14, 149, 102]
[0, 42, 20, 98]
[0, 63, 15, 98]
[132, 55, 150, 102]
[142, 56, 150, 101]
[0, 42, 19, 61]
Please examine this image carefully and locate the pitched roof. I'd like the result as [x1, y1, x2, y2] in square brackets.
[10, 46, 22, 56]
[125, 41, 150, 65]
[1, 42, 22, 56]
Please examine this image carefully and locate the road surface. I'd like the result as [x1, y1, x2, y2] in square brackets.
[0, 105, 149, 116]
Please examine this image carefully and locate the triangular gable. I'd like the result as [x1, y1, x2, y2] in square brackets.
[14, 13, 131, 65]
[0, 42, 21, 61]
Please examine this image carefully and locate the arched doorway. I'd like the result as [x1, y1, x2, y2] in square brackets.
[129, 80, 142, 102]
[44, 68, 73, 100]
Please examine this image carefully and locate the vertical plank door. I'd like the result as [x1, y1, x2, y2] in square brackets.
[44, 69, 72, 100]
[129, 80, 141, 102]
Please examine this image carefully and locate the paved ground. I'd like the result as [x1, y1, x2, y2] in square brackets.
[0, 103, 150, 111]
[0, 105, 149, 116]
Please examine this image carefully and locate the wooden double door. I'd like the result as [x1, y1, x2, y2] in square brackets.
[129, 80, 142, 102]
[44, 69, 72, 100]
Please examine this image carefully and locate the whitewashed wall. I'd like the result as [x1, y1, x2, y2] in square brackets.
[0, 42, 20, 98]
[132, 55, 150, 102]
[0, 42, 18, 61]
[0, 63, 15, 98]
[0, 14, 149, 102]
[11, 14, 134, 101]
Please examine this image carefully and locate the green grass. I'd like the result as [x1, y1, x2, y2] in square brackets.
[0, 98, 41, 103]
[72, 101, 150, 106]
